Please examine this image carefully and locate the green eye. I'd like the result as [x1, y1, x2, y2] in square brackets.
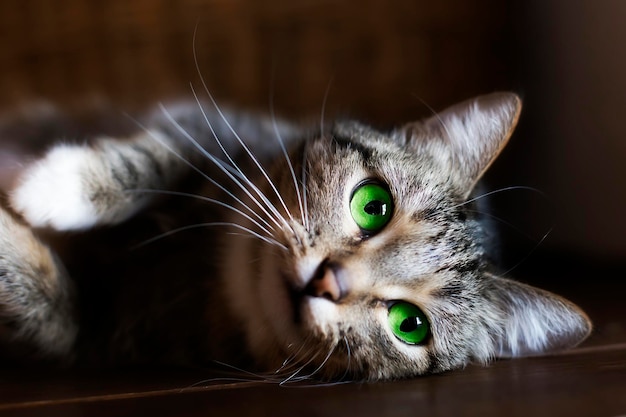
[388, 302, 430, 345]
[349, 182, 393, 233]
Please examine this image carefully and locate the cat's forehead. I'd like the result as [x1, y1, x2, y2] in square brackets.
[294, 122, 478, 272]
[331, 120, 401, 153]
[303, 121, 457, 214]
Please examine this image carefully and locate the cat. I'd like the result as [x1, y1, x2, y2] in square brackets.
[0, 92, 591, 381]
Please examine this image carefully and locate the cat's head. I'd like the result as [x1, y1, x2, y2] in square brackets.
[223, 92, 591, 381]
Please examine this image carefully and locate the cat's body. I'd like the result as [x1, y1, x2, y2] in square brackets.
[0, 93, 591, 381]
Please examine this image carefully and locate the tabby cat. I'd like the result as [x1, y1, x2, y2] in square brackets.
[0, 92, 591, 381]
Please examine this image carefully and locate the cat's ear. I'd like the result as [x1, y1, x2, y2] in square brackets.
[398, 92, 522, 193]
[482, 275, 592, 358]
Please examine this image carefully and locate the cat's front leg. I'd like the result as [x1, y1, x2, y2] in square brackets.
[11, 130, 185, 231]
[0, 206, 77, 360]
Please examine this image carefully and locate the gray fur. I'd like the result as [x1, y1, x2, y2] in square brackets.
[0, 93, 591, 380]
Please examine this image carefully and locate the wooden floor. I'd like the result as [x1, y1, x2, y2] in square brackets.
[1, 254, 625, 417]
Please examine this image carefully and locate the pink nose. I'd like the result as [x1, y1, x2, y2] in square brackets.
[305, 260, 349, 302]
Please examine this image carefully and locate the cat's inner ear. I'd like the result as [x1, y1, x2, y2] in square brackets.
[399, 92, 522, 193]
[483, 275, 592, 358]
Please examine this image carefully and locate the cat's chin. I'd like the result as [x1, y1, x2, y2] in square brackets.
[283, 276, 336, 326]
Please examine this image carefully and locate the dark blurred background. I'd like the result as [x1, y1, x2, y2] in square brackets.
[0, 0, 624, 273]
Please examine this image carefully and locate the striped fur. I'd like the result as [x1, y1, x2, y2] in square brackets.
[0, 93, 591, 380]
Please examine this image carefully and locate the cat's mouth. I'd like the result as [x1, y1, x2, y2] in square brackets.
[282, 267, 341, 327]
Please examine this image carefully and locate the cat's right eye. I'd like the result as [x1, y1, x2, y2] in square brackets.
[387, 301, 430, 345]
[349, 181, 393, 234]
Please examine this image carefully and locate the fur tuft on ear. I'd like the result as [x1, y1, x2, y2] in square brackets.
[398, 92, 522, 194]
[482, 274, 592, 358]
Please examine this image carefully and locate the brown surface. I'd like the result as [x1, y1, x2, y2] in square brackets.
[0, 255, 624, 417]
[1, 1, 625, 416]
[1, 345, 625, 416]
[0, 0, 513, 123]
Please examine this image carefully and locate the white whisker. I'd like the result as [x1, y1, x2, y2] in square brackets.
[125, 188, 275, 238]
[319, 76, 334, 138]
[279, 358, 315, 386]
[301, 141, 310, 232]
[192, 34, 296, 230]
[499, 225, 554, 277]
[465, 209, 542, 243]
[275, 346, 303, 375]
[124, 115, 274, 232]
[411, 94, 455, 143]
[214, 156, 294, 231]
[133, 222, 286, 251]
[425, 186, 549, 221]
[158, 104, 286, 231]
[281, 342, 337, 385]
[269, 83, 306, 231]
[339, 335, 352, 381]
[187, 84, 292, 233]
[182, 376, 265, 390]
[455, 186, 547, 210]
[210, 360, 280, 382]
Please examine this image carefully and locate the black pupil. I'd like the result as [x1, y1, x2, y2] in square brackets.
[399, 317, 419, 333]
[364, 201, 386, 216]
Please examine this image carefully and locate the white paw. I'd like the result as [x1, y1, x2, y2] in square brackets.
[11, 144, 101, 230]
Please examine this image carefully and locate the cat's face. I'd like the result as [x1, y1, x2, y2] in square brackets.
[222, 93, 591, 381]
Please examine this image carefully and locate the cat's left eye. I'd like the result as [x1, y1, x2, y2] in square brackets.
[388, 301, 430, 345]
[349, 181, 393, 234]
